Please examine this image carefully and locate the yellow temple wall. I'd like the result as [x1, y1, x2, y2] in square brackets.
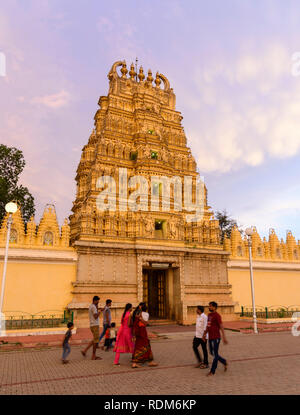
[0, 250, 77, 316]
[1, 206, 300, 319]
[0, 206, 77, 318]
[228, 261, 300, 312]
[225, 225, 300, 313]
[2, 252, 300, 318]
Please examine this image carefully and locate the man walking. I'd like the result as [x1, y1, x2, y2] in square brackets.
[99, 299, 112, 349]
[193, 305, 209, 369]
[81, 295, 102, 360]
[203, 301, 228, 376]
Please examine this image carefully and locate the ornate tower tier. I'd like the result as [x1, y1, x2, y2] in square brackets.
[69, 60, 234, 325]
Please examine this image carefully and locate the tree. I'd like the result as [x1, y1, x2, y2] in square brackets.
[215, 209, 238, 242]
[0, 144, 35, 224]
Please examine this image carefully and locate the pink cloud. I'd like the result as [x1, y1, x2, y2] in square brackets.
[30, 90, 70, 108]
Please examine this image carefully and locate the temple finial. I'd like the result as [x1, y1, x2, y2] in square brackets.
[129, 63, 136, 80]
[121, 61, 128, 79]
[138, 66, 145, 82]
[155, 71, 161, 87]
[135, 57, 138, 81]
[147, 69, 153, 84]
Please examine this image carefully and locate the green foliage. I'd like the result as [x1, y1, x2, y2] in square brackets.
[0, 144, 35, 224]
[215, 209, 238, 242]
[277, 308, 286, 318]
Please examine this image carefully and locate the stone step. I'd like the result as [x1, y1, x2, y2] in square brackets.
[148, 319, 175, 326]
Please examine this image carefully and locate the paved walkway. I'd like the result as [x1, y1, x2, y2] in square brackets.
[150, 321, 294, 335]
[0, 328, 101, 349]
[0, 321, 294, 351]
[0, 330, 299, 395]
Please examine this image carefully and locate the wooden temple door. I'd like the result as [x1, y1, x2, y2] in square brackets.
[143, 269, 166, 319]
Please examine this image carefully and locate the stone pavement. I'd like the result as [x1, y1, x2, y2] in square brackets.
[150, 321, 294, 335]
[0, 327, 159, 351]
[0, 320, 294, 352]
[0, 330, 299, 395]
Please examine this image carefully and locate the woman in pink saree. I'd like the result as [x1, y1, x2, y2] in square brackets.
[113, 303, 134, 365]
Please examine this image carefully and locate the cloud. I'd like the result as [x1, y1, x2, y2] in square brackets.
[182, 43, 300, 173]
[72, 146, 81, 152]
[95, 11, 155, 65]
[236, 184, 300, 240]
[97, 16, 114, 32]
[96, 14, 138, 58]
[30, 90, 70, 108]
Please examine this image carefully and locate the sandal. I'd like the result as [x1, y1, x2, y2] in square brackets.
[224, 362, 228, 372]
[92, 356, 102, 360]
[148, 362, 158, 367]
[132, 363, 141, 368]
[200, 364, 209, 369]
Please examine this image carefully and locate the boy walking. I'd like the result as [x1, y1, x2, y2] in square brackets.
[62, 322, 74, 364]
[104, 322, 116, 351]
[193, 305, 208, 369]
[203, 301, 228, 376]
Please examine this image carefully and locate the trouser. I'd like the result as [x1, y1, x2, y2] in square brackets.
[62, 344, 71, 360]
[99, 323, 110, 342]
[192, 337, 208, 365]
[209, 338, 226, 374]
[105, 337, 116, 348]
[114, 352, 120, 364]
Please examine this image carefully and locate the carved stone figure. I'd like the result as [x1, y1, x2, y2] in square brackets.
[143, 216, 154, 237]
[161, 148, 169, 163]
[168, 218, 177, 239]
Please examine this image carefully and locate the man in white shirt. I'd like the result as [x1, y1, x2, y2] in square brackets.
[193, 305, 209, 368]
[81, 296, 102, 360]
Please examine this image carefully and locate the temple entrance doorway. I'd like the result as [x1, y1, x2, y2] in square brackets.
[142, 268, 166, 319]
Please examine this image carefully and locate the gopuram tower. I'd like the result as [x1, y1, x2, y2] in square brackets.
[69, 60, 234, 325]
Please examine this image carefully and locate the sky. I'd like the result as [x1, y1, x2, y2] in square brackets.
[1, 0, 300, 240]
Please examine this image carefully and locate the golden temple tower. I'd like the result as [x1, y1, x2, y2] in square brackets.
[69, 60, 234, 325]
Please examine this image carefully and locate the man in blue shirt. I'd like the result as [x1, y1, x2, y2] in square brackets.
[99, 299, 112, 348]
